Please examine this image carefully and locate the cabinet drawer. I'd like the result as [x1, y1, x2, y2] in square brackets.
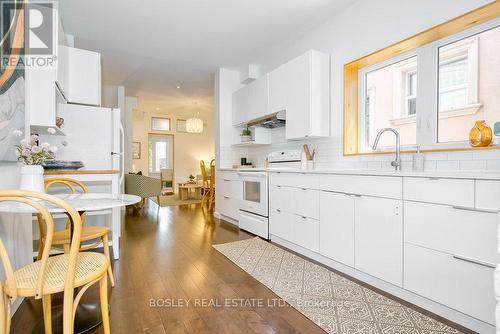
[321, 174, 402, 199]
[216, 194, 239, 220]
[405, 243, 495, 325]
[476, 180, 500, 211]
[269, 209, 319, 252]
[270, 172, 319, 189]
[403, 177, 473, 206]
[404, 201, 499, 264]
[216, 179, 242, 200]
[217, 170, 239, 181]
[291, 214, 319, 252]
[269, 184, 319, 219]
[269, 208, 292, 241]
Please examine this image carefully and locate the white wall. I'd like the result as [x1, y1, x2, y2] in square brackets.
[218, 0, 500, 171]
[132, 106, 215, 190]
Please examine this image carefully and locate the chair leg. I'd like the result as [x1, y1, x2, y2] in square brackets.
[42, 295, 52, 334]
[99, 275, 110, 334]
[102, 233, 115, 287]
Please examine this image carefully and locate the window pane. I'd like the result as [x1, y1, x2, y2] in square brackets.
[438, 25, 500, 143]
[151, 117, 170, 131]
[363, 56, 417, 149]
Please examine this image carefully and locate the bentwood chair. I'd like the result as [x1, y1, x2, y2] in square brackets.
[208, 159, 216, 211]
[43, 178, 115, 287]
[0, 190, 110, 334]
[200, 160, 210, 206]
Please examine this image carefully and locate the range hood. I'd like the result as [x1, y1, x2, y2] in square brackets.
[247, 110, 286, 129]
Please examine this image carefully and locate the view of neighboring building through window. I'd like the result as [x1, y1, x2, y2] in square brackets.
[360, 22, 500, 151]
[362, 56, 418, 149]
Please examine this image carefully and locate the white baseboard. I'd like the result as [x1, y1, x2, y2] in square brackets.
[270, 235, 494, 334]
[215, 212, 239, 226]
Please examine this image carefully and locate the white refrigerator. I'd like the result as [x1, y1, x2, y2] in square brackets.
[46, 103, 125, 186]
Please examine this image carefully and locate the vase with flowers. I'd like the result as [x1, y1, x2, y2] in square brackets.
[13, 129, 67, 192]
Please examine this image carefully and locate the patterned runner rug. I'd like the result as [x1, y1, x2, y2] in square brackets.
[213, 237, 463, 334]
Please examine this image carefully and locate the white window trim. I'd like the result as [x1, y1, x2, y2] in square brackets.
[358, 18, 499, 152]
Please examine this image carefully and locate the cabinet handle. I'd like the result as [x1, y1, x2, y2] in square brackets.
[452, 254, 495, 269]
[451, 206, 499, 214]
[223, 178, 230, 181]
[301, 216, 307, 219]
[301, 188, 307, 191]
[276, 209, 281, 212]
[352, 194, 362, 197]
[223, 195, 230, 199]
[276, 185, 282, 188]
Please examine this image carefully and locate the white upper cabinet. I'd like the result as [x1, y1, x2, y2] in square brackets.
[64, 47, 101, 106]
[232, 75, 269, 125]
[269, 50, 330, 140]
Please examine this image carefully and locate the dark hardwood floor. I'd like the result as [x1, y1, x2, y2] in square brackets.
[10, 202, 326, 334]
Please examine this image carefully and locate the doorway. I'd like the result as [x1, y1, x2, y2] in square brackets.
[148, 134, 174, 178]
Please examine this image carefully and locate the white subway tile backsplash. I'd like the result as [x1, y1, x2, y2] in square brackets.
[221, 125, 499, 173]
[436, 160, 460, 171]
[459, 160, 487, 171]
[487, 160, 500, 171]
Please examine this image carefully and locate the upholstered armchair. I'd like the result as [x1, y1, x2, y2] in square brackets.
[124, 173, 162, 208]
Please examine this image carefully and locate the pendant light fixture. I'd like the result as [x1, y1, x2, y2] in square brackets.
[186, 102, 203, 133]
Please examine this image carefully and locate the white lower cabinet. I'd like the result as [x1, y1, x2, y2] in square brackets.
[269, 208, 319, 252]
[215, 171, 241, 221]
[319, 191, 355, 267]
[405, 243, 495, 325]
[355, 196, 402, 287]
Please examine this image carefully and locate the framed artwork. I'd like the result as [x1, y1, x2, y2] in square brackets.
[132, 142, 141, 159]
[151, 117, 170, 131]
[176, 119, 187, 133]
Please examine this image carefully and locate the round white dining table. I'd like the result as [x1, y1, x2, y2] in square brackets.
[0, 192, 141, 334]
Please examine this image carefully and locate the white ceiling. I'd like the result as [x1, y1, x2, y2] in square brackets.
[59, 0, 355, 108]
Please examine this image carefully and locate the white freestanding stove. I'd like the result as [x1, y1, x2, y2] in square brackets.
[237, 150, 302, 239]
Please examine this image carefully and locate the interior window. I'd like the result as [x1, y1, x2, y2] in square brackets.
[437, 26, 500, 143]
[151, 117, 171, 132]
[362, 56, 417, 149]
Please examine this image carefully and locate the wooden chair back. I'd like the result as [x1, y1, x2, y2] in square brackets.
[0, 191, 83, 301]
[160, 169, 174, 193]
[44, 178, 88, 194]
[200, 160, 209, 188]
[44, 178, 88, 232]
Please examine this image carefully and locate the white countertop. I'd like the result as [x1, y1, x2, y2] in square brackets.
[218, 167, 500, 180]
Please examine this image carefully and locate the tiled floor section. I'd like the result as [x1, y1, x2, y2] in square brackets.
[214, 237, 463, 334]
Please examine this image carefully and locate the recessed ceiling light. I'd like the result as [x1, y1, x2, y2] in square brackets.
[176, 85, 181, 89]
[156, 107, 160, 111]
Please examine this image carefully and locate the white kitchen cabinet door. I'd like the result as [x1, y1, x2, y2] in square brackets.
[232, 75, 269, 125]
[66, 47, 101, 105]
[355, 196, 403, 286]
[285, 50, 330, 140]
[25, 66, 57, 127]
[56, 45, 69, 98]
[232, 85, 249, 126]
[268, 62, 289, 114]
[269, 208, 292, 241]
[320, 191, 355, 267]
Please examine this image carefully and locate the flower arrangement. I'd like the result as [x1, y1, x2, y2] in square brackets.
[13, 129, 68, 165]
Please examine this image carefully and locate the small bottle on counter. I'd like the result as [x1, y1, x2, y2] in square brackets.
[412, 146, 425, 172]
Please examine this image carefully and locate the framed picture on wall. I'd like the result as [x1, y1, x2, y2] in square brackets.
[176, 119, 187, 133]
[132, 142, 141, 159]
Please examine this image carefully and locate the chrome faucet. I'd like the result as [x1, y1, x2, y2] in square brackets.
[372, 128, 401, 171]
